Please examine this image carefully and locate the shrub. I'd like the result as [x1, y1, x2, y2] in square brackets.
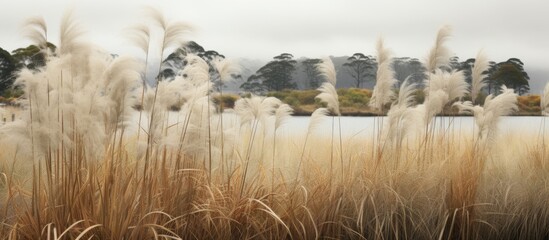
[213, 94, 239, 109]
[293, 90, 319, 105]
[283, 95, 300, 108]
[337, 88, 370, 108]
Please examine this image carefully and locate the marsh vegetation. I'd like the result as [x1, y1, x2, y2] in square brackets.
[0, 9, 548, 240]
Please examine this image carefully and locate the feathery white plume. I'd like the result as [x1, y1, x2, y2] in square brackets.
[384, 79, 419, 147]
[22, 17, 48, 50]
[471, 50, 489, 103]
[316, 82, 340, 116]
[145, 7, 192, 53]
[376, 37, 391, 66]
[454, 85, 518, 142]
[234, 95, 282, 126]
[307, 108, 329, 133]
[162, 22, 193, 50]
[370, 37, 397, 111]
[425, 69, 468, 101]
[100, 56, 141, 131]
[421, 90, 449, 126]
[424, 25, 452, 73]
[212, 57, 241, 82]
[181, 54, 210, 86]
[274, 104, 293, 130]
[316, 57, 337, 86]
[58, 10, 84, 56]
[542, 81, 549, 115]
[396, 78, 417, 109]
[315, 58, 340, 116]
[126, 24, 151, 54]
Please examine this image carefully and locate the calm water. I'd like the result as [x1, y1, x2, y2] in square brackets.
[278, 116, 546, 138]
[131, 111, 546, 138]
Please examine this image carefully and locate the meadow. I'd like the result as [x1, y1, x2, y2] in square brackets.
[1, 9, 549, 240]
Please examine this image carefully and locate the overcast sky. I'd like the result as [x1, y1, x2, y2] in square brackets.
[1, 0, 548, 89]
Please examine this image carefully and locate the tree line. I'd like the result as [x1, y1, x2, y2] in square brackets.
[0, 43, 531, 99]
[0, 41, 243, 100]
[240, 53, 531, 96]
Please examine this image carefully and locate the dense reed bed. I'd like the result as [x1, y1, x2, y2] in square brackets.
[1, 10, 548, 240]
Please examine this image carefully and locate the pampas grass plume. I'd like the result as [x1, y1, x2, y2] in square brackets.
[212, 57, 241, 82]
[22, 16, 48, 50]
[541, 81, 549, 115]
[370, 37, 397, 111]
[471, 50, 489, 103]
[316, 82, 340, 116]
[425, 25, 452, 73]
[316, 57, 337, 86]
[454, 85, 518, 142]
[274, 104, 293, 130]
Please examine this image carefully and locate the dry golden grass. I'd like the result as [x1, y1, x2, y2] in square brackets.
[1, 10, 548, 240]
[0, 127, 548, 239]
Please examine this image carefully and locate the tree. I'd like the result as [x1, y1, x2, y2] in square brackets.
[198, 50, 227, 91]
[11, 43, 56, 71]
[159, 41, 205, 80]
[158, 42, 239, 91]
[392, 57, 426, 87]
[241, 53, 297, 93]
[487, 58, 530, 95]
[342, 53, 376, 88]
[485, 61, 498, 94]
[301, 58, 322, 89]
[449, 57, 476, 85]
[0, 47, 17, 95]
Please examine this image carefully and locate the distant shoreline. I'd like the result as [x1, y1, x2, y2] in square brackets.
[290, 111, 543, 117]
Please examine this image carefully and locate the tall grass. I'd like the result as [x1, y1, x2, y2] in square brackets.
[0, 10, 548, 240]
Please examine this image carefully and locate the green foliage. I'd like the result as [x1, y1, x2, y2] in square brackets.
[267, 89, 320, 107]
[241, 53, 297, 94]
[337, 88, 371, 107]
[482, 58, 530, 95]
[0, 47, 17, 95]
[517, 95, 541, 113]
[489, 59, 530, 95]
[392, 57, 427, 87]
[268, 88, 372, 110]
[1, 87, 23, 99]
[283, 95, 300, 108]
[1, 43, 57, 96]
[301, 58, 323, 89]
[159, 42, 237, 92]
[213, 94, 239, 109]
[11, 43, 56, 71]
[414, 89, 425, 104]
[343, 53, 376, 88]
[449, 57, 530, 96]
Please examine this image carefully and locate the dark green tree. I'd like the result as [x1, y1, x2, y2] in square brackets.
[158, 42, 239, 91]
[241, 53, 297, 93]
[485, 61, 498, 94]
[159, 41, 205, 80]
[301, 58, 322, 89]
[343, 53, 376, 88]
[0, 47, 17, 95]
[11, 43, 56, 71]
[487, 58, 530, 95]
[392, 57, 426, 87]
[449, 56, 476, 85]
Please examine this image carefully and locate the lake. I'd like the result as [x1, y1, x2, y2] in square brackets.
[131, 111, 547, 139]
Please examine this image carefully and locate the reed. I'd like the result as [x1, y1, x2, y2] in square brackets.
[0, 10, 547, 240]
